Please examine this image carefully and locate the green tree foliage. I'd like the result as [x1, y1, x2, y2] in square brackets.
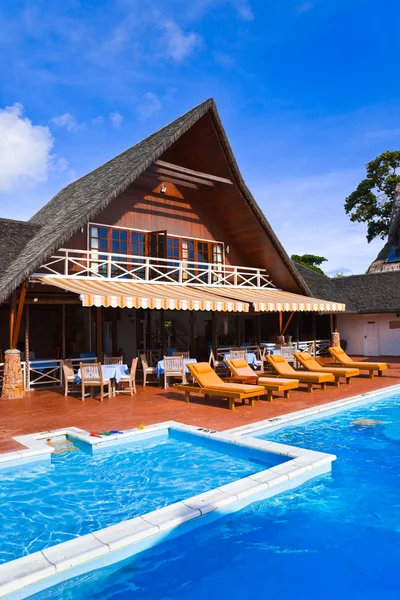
[344, 151, 400, 242]
[291, 254, 327, 275]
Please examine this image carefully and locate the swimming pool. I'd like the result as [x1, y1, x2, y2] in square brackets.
[0, 428, 285, 564]
[31, 391, 400, 600]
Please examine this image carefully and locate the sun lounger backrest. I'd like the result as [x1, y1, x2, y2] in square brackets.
[294, 351, 321, 370]
[187, 362, 224, 388]
[227, 358, 254, 377]
[267, 354, 296, 375]
[329, 346, 351, 364]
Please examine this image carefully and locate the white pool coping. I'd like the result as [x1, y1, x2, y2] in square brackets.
[224, 382, 400, 437]
[1, 382, 399, 598]
[0, 421, 335, 598]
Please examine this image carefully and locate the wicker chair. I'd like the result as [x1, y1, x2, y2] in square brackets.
[139, 352, 158, 386]
[62, 359, 79, 397]
[163, 356, 185, 389]
[116, 358, 138, 395]
[80, 362, 112, 402]
[104, 356, 123, 365]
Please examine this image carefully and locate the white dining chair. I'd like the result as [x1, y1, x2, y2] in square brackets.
[80, 362, 112, 402]
[163, 356, 185, 389]
[139, 352, 158, 386]
[116, 358, 138, 395]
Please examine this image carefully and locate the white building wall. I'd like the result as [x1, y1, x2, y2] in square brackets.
[337, 313, 400, 356]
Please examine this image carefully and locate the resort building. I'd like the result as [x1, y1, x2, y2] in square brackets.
[0, 99, 344, 391]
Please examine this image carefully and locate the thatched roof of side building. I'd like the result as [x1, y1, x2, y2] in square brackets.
[0, 98, 309, 303]
[296, 262, 400, 313]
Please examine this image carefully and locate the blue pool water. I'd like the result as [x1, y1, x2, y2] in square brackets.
[0, 431, 280, 563]
[34, 393, 400, 600]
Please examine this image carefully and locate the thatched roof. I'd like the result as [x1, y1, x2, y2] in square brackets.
[0, 98, 308, 302]
[296, 262, 400, 313]
[0, 218, 41, 278]
[367, 183, 400, 273]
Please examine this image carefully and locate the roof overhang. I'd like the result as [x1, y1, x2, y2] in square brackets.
[38, 277, 345, 312]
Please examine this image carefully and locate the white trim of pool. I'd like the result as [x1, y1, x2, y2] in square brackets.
[224, 382, 400, 437]
[1, 382, 399, 599]
[0, 422, 334, 598]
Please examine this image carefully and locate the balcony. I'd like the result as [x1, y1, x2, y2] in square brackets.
[33, 248, 275, 288]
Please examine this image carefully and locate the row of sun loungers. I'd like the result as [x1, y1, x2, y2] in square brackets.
[176, 348, 389, 410]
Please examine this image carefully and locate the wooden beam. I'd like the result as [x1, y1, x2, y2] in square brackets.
[61, 305, 66, 360]
[24, 304, 30, 389]
[9, 293, 16, 349]
[96, 307, 103, 362]
[149, 166, 215, 187]
[281, 311, 295, 337]
[141, 172, 199, 190]
[278, 311, 283, 335]
[154, 160, 233, 185]
[12, 282, 27, 349]
[25, 296, 81, 305]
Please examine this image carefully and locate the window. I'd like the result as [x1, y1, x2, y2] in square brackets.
[90, 227, 108, 275]
[131, 232, 146, 257]
[385, 247, 400, 263]
[111, 229, 127, 255]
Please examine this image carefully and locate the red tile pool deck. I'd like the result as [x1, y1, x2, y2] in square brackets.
[1, 357, 399, 454]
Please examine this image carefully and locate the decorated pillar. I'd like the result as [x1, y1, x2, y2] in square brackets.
[1, 349, 25, 399]
[331, 331, 341, 347]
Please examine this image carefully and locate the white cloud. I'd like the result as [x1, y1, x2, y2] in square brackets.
[297, 2, 314, 14]
[0, 103, 54, 191]
[136, 92, 162, 120]
[110, 112, 123, 128]
[251, 169, 383, 274]
[163, 21, 202, 62]
[234, 0, 254, 21]
[365, 127, 400, 138]
[92, 116, 104, 126]
[51, 112, 83, 132]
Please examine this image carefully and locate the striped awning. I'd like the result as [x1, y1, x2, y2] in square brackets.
[196, 286, 345, 312]
[39, 277, 345, 312]
[39, 277, 249, 312]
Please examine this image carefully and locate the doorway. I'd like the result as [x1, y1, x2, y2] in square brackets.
[363, 319, 380, 356]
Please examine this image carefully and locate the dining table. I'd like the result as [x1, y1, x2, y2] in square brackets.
[75, 364, 129, 385]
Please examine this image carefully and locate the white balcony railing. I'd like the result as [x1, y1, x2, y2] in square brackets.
[33, 248, 276, 288]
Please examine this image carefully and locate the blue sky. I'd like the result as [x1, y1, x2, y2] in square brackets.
[1, 0, 400, 274]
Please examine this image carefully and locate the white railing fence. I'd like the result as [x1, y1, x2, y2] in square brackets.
[0, 357, 98, 392]
[34, 248, 275, 288]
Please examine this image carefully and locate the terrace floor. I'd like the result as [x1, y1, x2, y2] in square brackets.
[1, 356, 399, 454]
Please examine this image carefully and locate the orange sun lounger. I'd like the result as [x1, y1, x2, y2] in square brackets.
[176, 362, 265, 410]
[266, 354, 334, 392]
[329, 347, 389, 378]
[293, 351, 359, 385]
[225, 358, 299, 401]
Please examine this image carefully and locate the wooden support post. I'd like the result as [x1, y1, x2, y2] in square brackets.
[160, 309, 166, 354]
[9, 293, 17, 349]
[311, 313, 317, 356]
[190, 312, 195, 357]
[61, 305, 66, 360]
[332, 314, 338, 332]
[96, 307, 103, 362]
[211, 312, 218, 355]
[12, 283, 28, 350]
[295, 313, 300, 343]
[24, 304, 30, 390]
[281, 311, 295, 337]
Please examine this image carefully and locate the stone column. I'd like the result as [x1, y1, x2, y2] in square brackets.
[1, 349, 25, 399]
[331, 331, 340, 347]
[276, 335, 285, 346]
